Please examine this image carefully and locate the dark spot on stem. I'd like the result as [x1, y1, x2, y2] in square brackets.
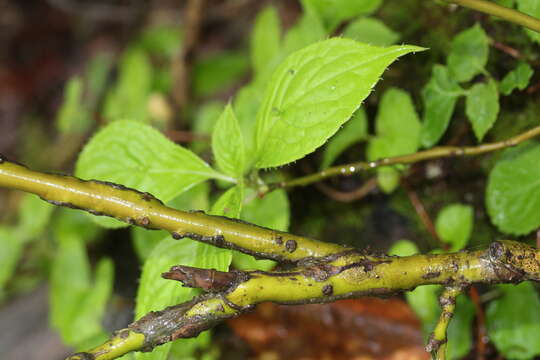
[0, 154, 5, 164]
[422, 271, 441, 280]
[126, 217, 136, 225]
[141, 192, 154, 202]
[285, 240, 297, 253]
[322, 284, 333, 296]
[171, 232, 183, 240]
[139, 216, 150, 227]
[275, 236, 283, 245]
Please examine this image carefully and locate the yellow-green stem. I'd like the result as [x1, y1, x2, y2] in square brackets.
[447, 0, 540, 33]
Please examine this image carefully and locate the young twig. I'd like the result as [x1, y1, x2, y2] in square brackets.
[426, 286, 463, 360]
[446, 0, 540, 33]
[267, 126, 540, 192]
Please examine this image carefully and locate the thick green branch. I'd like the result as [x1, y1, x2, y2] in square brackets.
[446, 0, 540, 33]
[67, 240, 540, 360]
[0, 155, 344, 263]
[269, 126, 540, 191]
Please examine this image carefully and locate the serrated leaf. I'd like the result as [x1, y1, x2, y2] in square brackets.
[103, 49, 152, 123]
[447, 24, 489, 83]
[367, 87, 421, 193]
[134, 187, 237, 360]
[466, 80, 500, 141]
[343, 17, 400, 46]
[212, 104, 246, 178]
[420, 65, 465, 148]
[251, 6, 281, 81]
[307, 0, 382, 31]
[517, 0, 540, 44]
[487, 282, 540, 359]
[500, 61, 534, 95]
[282, 0, 326, 55]
[486, 141, 540, 235]
[321, 108, 368, 169]
[233, 189, 290, 271]
[193, 52, 249, 97]
[254, 38, 424, 168]
[435, 203, 474, 251]
[76, 121, 228, 228]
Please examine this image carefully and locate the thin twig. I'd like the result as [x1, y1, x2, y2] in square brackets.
[171, 0, 205, 115]
[469, 286, 488, 360]
[315, 177, 378, 203]
[446, 0, 540, 33]
[268, 126, 540, 191]
[401, 179, 448, 251]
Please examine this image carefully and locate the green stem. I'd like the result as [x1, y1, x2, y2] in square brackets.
[426, 287, 462, 360]
[0, 156, 344, 263]
[268, 126, 540, 191]
[67, 240, 540, 360]
[446, 0, 540, 33]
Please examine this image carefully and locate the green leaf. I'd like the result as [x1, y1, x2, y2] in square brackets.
[212, 185, 244, 219]
[50, 232, 113, 349]
[320, 108, 368, 169]
[212, 104, 246, 178]
[76, 121, 228, 228]
[466, 79, 500, 141]
[234, 83, 264, 156]
[103, 49, 152, 123]
[388, 239, 419, 256]
[0, 227, 21, 298]
[137, 26, 183, 57]
[233, 189, 289, 271]
[406, 285, 441, 333]
[420, 65, 465, 148]
[134, 186, 238, 360]
[191, 101, 225, 153]
[56, 76, 92, 134]
[307, 0, 382, 31]
[193, 52, 249, 97]
[486, 141, 540, 235]
[132, 182, 210, 261]
[18, 194, 54, 239]
[376, 167, 401, 193]
[447, 24, 489, 83]
[250, 6, 281, 81]
[500, 61, 534, 95]
[487, 282, 540, 359]
[254, 38, 424, 168]
[517, 0, 540, 44]
[435, 203, 474, 251]
[343, 17, 400, 47]
[368, 87, 421, 158]
[282, 0, 326, 55]
[367, 87, 421, 193]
